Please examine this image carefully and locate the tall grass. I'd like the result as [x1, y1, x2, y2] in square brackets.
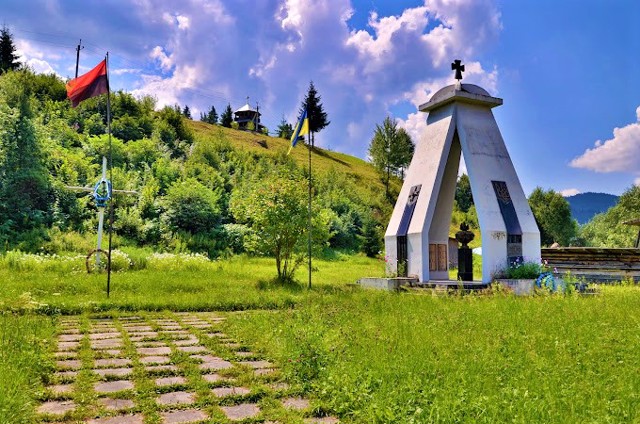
[0, 313, 55, 424]
[227, 288, 640, 423]
[0, 254, 383, 314]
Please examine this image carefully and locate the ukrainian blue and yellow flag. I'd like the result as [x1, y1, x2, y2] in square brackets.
[288, 108, 309, 154]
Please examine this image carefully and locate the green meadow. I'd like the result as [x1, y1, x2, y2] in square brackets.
[2, 253, 640, 423]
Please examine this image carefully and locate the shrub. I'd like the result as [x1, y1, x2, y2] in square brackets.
[163, 179, 223, 234]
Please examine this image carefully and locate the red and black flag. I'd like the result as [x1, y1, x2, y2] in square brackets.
[66, 59, 108, 107]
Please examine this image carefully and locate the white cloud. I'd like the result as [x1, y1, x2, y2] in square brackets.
[150, 46, 173, 71]
[25, 58, 56, 74]
[176, 15, 190, 30]
[570, 106, 640, 177]
[560, 188, 580, 197]
[635, 177, 640, 187]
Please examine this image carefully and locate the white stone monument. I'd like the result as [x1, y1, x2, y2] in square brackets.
[384, 61, 540, 283]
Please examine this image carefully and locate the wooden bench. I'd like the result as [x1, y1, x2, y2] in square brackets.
[541, 247, 640, 283]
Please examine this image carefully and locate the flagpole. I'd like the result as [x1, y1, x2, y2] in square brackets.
[308, 127, 312, 289]
[105, 52, 113, 298]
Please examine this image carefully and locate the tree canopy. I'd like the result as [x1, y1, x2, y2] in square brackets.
[528, 187, 577, 246]
[367, 116, 414, 197]
[580, 185, 640, 247]
[455, 174, 474, 213]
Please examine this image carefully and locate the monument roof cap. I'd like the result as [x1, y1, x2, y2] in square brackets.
[419, 83, 503, 112]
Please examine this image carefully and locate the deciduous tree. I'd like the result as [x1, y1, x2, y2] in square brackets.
[230, 173, 331, 283]
[367, 116, 415, 197]
[528, 187, 577, 246]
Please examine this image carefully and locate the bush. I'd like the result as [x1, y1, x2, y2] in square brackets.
[163, 179, 223, 234]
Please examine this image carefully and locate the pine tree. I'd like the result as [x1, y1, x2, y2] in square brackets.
[299, 81, 329, 146]
[182, 105, 192, 119]
[276, 116, 293, 139]
[0, 26, 20, 74]
[0, 71, 52, 247]
[220, 103, 233, 128]
[201, 105, 218, 124]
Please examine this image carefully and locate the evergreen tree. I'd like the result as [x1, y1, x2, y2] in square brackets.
[299, 81, 329, 146]
[182, 105, 192, 119]
[455, 174, 474, 212]
[367, 116, 415, 197]
[0, 26, 20, 74]
[200, 105, 218, 124]
[220, 103, 233, 128]
[0, 71, 52, 247]
[276, 116, 293, 139]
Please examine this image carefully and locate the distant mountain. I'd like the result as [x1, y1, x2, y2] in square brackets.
[565, 192, 619, 224]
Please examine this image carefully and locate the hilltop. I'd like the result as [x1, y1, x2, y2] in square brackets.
[565, 192, 619, 224]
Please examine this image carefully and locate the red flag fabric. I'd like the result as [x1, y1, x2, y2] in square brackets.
[66, 59, 108, 107]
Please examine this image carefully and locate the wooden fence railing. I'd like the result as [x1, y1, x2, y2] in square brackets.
[541, 247, 640, 283]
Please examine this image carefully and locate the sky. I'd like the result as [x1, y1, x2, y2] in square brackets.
[2, 0, 639, 196]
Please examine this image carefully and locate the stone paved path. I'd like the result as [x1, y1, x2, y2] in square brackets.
[37, 312, 340, 423]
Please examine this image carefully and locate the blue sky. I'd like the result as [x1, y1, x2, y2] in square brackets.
[2, 0, 639, 196]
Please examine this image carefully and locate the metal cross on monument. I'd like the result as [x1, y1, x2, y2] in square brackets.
[451, 59, 465, 80]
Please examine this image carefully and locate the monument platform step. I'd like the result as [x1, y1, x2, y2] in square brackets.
[416, 280, 489, 290]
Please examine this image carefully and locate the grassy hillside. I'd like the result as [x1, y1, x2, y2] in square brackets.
[189, 121, 391, 199]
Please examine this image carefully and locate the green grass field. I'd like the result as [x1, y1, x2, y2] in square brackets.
[1, 253, 639, 423]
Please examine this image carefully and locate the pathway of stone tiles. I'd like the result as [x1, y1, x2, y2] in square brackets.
[38, 312, 340, 424]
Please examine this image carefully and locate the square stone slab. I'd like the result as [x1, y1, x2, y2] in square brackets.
[134, 341, 167, 348]
[54, 370, 78, 380]
[56, 359, 82, 370]
[87, 414, 144, 424]
[91, 339, 123, 349]
[220, 403, 260, 421]
[37, 400, 76, 415]
[94, 380, 135, 393]
[57, 341, 80, 351]
[176, 345, 207, 353]
[94, 367, 133, 377]
[160, 409, 208, 424]
[48, 383, 74, 396]
[139, 355, 171, 364]
[138, 346, 172, 355]
[145, 365, 179, 373]
[99, 398, 135, 411]
[194, 356, 233, 371]
[58, 333, 83, 342]
[174, 338, 199, 346]
[122, 325, 154, 332]
[155, 376, 187, 387]
[282, 397, 310, 410]
[212, 386, 250, 397]
[95, 358, 132, 368]
[235, 351, 254, 358]
[89, 332, 120, 340]
[156, 391, 196, 406]
[202, 373, 224, 383]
